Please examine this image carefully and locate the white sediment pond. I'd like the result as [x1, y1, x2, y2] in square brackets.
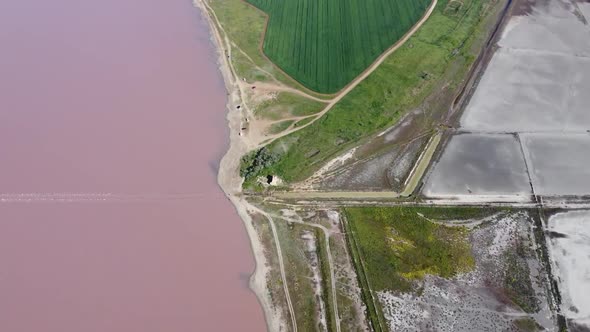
[423, 134, 531, 197]
[548, 210, 590, 329]
[521, 133, 590, 195]
[461, 48, 590, 132]
[424, 0, 590, 198]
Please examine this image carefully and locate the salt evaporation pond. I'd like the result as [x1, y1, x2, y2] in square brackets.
[423, 134, 531, 197]
[548, 210, 590, 329]
[424, 0, 590, 198]
[521, 134, 590, 195]
[461, 49, 590, 132]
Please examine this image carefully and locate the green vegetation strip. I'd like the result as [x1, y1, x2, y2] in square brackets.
[275, 191, 399, 200]
[342, 213, 386, 332]
[401, 132, 441, 197]
[247, 0, 431, 93]
[293, 116, 315, 128]
[241, 0, 503, 187]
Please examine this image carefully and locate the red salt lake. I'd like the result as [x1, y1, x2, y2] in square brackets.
[0, 0, 266, 331]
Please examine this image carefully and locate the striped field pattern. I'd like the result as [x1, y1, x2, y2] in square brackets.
[248, 0, 431, 93]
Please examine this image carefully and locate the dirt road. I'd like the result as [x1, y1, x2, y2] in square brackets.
[268, 212, 341, 332]
[247, 204, 298, 332]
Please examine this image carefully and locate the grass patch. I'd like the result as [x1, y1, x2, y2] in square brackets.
[209, 0, 290, 85]
[342, 213, 387, 332]
[293, 116, 316, 128]
[255, 92, 325, 121]
[344, 206, 480, 293]
[230, 45, 274, 83]
[240, 0, 503, 185]
[266, 120, 294, 135]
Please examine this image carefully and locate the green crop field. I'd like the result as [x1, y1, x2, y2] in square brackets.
[247, 0, 431, 93]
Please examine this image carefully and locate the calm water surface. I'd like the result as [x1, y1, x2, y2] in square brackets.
[0, 0, 266, 331]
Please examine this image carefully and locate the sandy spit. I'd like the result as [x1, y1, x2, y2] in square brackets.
[192, 0, 280, 330]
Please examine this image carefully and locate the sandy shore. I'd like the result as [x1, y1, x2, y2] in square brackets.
[192, 0, 279, 330]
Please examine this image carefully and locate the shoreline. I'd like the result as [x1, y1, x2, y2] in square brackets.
[192, 0, 278, 330]
[192, 0, 439, 328]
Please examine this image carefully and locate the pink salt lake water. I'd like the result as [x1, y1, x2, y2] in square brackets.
[0, 0, 266, 331]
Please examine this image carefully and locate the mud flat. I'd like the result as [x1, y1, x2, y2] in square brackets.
[315, 138, 426, 192]
[423, 134, 531, 197]
[547, 210, 590, 330]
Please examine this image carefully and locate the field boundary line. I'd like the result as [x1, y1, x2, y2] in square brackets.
[401, 132, 442, 197]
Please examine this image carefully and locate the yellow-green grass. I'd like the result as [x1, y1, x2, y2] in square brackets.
[248, 0, 431, 93]
[344, 207, 485, 293]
